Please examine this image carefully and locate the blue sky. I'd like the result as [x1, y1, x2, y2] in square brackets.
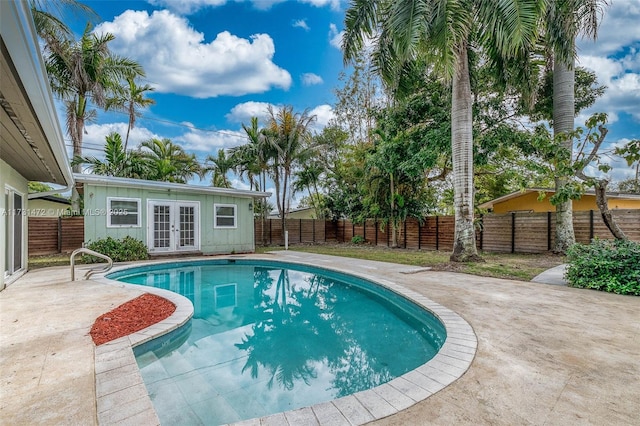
[67, 0, 639, 197]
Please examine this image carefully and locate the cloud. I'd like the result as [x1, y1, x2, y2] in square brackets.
[577, 2, 640, 57]
[301, 73, 323, 86]
[94, 10, 291, 99]
[292, 19, 310, 31]
[146, 0, 337, 14]
[174, 127, 246, 153]
[225, 101, 274, 124]
[81, 123, 159, 153]
[329, 23, 343, 50]
[308, 104, 334, 131]
[301, 0, 340, 11]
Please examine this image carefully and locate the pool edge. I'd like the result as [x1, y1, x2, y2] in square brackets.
[91, 254, 477, 426]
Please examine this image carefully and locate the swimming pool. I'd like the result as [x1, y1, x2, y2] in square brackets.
[108, 259, 447, 425]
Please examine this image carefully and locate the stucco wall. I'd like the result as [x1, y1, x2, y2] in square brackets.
[83, 183, 256, 254]
[492, 191, 640, 213]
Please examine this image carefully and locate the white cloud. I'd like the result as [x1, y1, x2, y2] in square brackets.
[301, 0, 340, 10]
[82, 123, 159, 154]
[174, 127, 246, 153]
[301, 73, 323, 86]
[225, 101, 275, 124]
[577, 1, 640, 57]
[147, 0, 337, 14]
[94, 10, 291, 99]
[329, 23, 343, 50]
[292, 19, 310, 31]
[309, 104, 334, 129]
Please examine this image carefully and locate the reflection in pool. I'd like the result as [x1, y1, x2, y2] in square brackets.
[109, 260, 446, 425]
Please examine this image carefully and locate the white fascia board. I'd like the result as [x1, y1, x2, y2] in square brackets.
[73, 174, 271, 199]
[1, 0, 73, 187]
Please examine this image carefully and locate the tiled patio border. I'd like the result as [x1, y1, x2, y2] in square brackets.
[91, 255, 477, 425]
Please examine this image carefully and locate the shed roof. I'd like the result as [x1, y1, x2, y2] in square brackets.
[74, 174, 270, 199]
[478, 188, 640, 210]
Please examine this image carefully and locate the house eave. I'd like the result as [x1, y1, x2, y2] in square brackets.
[73, 174, 271, 199]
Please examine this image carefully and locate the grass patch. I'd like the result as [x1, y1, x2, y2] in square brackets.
[30, 244, 564, 281]
[29, 253, 76, 269]
[256, 244, 564, 281]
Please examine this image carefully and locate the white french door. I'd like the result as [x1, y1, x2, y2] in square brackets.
[147, 200, 200, 253]
[4, 186, 25, 282]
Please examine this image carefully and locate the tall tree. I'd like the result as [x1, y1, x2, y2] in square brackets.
[73, 132, 146, 178]
[106, 77, 156, 151]
[206, 149, 234, 188]
[343, 0, 544, 261]
[545, 0, 608, 252]
[139, 138, 201, 183]
[265, 106, 316, 235]
[42, 23, 144, 210]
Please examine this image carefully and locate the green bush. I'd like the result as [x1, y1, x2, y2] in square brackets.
[565, 239, 640, 296]
[83, 236, 149, 263]
[351, 235, 366, 244]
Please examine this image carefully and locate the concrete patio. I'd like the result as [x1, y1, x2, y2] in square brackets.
[1, 252, 638, 425]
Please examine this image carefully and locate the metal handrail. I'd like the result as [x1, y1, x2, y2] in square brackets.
[70, 248, 113, 281]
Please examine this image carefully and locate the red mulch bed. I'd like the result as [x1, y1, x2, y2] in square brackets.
[90, 293, 176, 346]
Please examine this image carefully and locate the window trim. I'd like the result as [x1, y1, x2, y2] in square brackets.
[214, 203, 237, 229]
[106, 197, 141, 228]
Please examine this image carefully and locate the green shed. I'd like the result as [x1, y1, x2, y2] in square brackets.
[74, 174, 269, 255]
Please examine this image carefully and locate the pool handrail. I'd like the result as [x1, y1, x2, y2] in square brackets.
[70, 248, 113, 281]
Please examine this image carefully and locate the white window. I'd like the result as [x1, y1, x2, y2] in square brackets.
[214, 203, 237, 228]
[107, 197, 141, 227]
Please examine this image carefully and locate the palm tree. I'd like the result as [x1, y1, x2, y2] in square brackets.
[265, 106, 316, 235]
[139, 138, 202, 183]
[545, 0, 608, 253]
[206, 149, 233, 188]
[106, 77, 156, 151]
[42, 23, 144, 210]
[233, 117, 275, 245]
[73, 132, 146, 178]
[343, 0, 545, 261]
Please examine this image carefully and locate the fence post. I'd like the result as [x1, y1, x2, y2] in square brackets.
[404, 220, 407, 248]
[511, 212, 516, 254]
[269, 219, 272, 245]
[363, 220, 367, 242]
[435, 216, 439, 250]
[418, 220, 422, 250]
[479, 214, 483, 250]
[299, 219, 302, 243]
[56, 217, 62, 253]
[547, 211, 552, 251]
[375, 221, 378, 245]
[312, 219, 315, 242]
[589, 210, 594, 241]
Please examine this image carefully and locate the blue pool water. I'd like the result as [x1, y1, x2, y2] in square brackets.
[108, 259, 446, 425]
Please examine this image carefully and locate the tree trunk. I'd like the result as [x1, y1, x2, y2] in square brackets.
[390, 173, 397, 248]
[450, 44, 481, 262]
[70, 114, 84, 213]
[594, 180, 627, 240]
[553, 54, 576, 253]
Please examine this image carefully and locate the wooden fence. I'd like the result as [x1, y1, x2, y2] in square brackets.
[27, 210, 639, 256]
[256, 209, 640, 253]
[28, 217, 84, 256]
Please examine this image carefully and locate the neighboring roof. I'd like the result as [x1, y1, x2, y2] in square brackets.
[479, 188, 640, 209]
[73, 174, 270, 199]
[0, 1, 72, 186]
[29, 194, 71, 205]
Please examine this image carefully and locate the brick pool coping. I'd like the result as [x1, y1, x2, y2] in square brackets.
[92, 255, 477, 425]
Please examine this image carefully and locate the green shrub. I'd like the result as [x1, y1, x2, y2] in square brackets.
[565, 239, 640, 296]
[351, 235, 366, 244]
[83, 236, 149, 263]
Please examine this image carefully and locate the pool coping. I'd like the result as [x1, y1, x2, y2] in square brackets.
[91, 255, 477, 426]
